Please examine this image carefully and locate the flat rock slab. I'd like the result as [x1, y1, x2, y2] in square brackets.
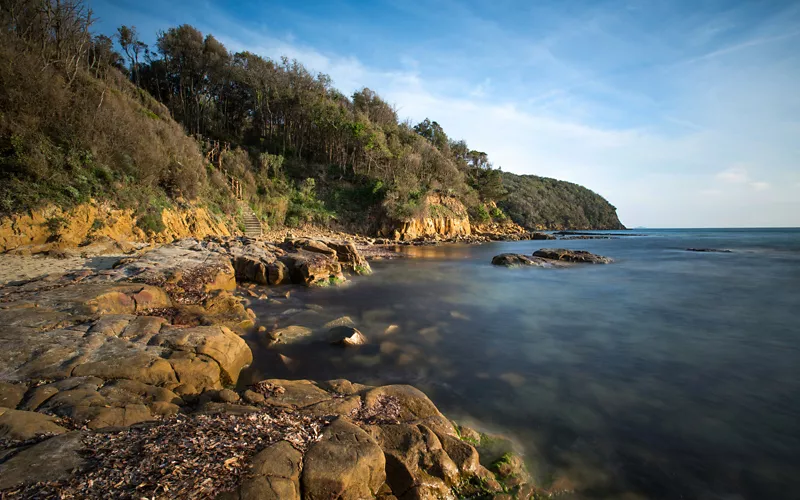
[0, 431, 86, 490]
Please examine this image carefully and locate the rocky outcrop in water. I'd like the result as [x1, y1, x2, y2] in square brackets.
[686, 248, 733, 253]
[492, 249, 613, 267]
[532, 248, 613, 264]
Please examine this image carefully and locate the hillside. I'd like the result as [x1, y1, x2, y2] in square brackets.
[0, 0, 624, 248]
[499, 172, 625, 230]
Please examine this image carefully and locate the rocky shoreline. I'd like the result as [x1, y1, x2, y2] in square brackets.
[0, 235, 547, 499]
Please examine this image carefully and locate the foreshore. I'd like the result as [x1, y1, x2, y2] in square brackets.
[0, 232, 550, 499]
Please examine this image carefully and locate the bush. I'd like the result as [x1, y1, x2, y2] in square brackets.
[468, 204, 490, 224]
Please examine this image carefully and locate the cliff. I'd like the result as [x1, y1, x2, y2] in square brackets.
[0, 201, 231, 255]
[379, 193, 471, 241]
[499, 172, 625, 230]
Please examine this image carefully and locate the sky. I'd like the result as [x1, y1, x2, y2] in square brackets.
[90, 0, 800, 228]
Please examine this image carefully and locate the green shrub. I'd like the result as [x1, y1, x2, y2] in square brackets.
[468, 204, 490, 224]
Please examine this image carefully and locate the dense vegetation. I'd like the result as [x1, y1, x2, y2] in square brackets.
[0, 0, 622, 233]
[499, 172, 624, 230]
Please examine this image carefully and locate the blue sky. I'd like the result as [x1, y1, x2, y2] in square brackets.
[91, 0, 800, 227]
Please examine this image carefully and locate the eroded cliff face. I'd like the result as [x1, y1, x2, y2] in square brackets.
[380, 193, 471, 241]
[0, 201, 231, 254]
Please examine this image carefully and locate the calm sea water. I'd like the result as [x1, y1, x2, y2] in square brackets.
[241, 228, 800, 499]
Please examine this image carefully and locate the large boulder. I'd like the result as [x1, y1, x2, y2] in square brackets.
[327, 241, 372, 275]
[302, 418, 386, 500]
[235, 440, 303, 500]
[279, 249, 343, 286]
[532, 248, 613, 264]
[367, 423, 459, 498]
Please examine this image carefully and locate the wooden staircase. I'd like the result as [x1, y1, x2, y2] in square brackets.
[241, 203, 263, 238]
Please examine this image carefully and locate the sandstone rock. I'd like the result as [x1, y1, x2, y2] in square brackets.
[531, 232, 556, 240]
[266, 325, 313, 344]
[167, 351, 223, 392]
[0, 432, 86, 490]
[0, 382, 27, 409]
[368, 423, 458, 498]
[532, 248, 613, 264]
[152, 325, 252, 385]
[327, 241, 372, 275]
[329, 326, 367, 346]
[218, 388, 240, 403]
[0, 408, 67, 440]
[491, 253, 567, 268]
[363, 385, 452, 431]
[256, 379, 332, 408]
[236, 441, 303, 500]
[323, 316, 357, 329]
[149, 401, 181, 416]
[291, 238, 337, 256]
[279, 249, 343, 286]
[243, 389, 265, 404]
[267, 260, 291, 285]
[233, 256, 269, 285]
[302, 418, 386, 500]
[319, 379, 371, 396]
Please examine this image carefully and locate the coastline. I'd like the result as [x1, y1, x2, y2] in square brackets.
[0, 232, 554, 499]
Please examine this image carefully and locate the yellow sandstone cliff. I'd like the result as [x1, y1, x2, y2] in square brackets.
[0, 201, 231, 254]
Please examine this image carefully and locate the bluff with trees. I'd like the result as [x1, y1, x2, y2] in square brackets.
[0, 0, 623, 237]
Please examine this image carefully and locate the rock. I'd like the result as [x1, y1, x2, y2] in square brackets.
[243, 389, 265, 404]
[149, 401, 180, 416]
[323, 316, 357, 329]
[368, 423, 459, 498]
[491, 253, 568, 268]
[291, 238, 337, 256]
[327, 241, 372, 275]
[318, 379, 371, 396]
[152, 325, 252, 385]
[329, 326, 367, 346]
[235, 440, 303, 500]
[266, 325, 313, 344]
[437, 432, 481, 474]
[532, 248, 613, 264]
[0, 431, 86, 490]
[279, 249, 344, 286]
[686, 248, 733, 253]
[364, 385, 453, 434]
[256, 379, 332, 408]
[167, 351, 223, 392]
[531, 232, 556, 240]
[267, 260, 291, 285]
[233, 255, 269, 285]
[114, 244, 237, 302]
[0, 408, 67, 440]
[218, 388, 240, 403]
[302, 418, 386, 500]
[0, 382, 27, 409]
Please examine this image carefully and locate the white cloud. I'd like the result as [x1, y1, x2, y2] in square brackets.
[716, 167, 750, 184]
[752, 181, 770, 191]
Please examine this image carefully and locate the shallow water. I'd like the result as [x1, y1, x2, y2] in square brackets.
[240, 228, 800, 499]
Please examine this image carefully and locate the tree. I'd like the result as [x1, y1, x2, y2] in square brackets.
[116, 25, 146, 85]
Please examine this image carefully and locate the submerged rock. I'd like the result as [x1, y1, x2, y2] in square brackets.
[329, 326, 367, 346]
[686, 248, 733, 253]
[532, 248, 613, 264]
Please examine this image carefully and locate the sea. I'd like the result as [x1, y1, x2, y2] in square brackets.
[241, 228, 800, 499]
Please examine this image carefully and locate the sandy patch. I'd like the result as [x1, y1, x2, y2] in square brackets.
[0, 254, 124, 285]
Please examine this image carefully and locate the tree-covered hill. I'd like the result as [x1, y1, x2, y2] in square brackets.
[499, 172, 625, 230]
[0, 0, 624, 235]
